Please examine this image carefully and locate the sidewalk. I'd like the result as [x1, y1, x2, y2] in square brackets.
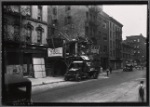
[28, 76, 64, 86]
[29, 69, 123, 86]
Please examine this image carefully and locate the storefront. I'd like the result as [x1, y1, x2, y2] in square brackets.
[4, 43, 47, 78]
[46, 38, 67, 77]
[23, 45, 47, 78]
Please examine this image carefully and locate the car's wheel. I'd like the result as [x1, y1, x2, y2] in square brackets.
[93, 73, 98, 79]
[76, 74, 81, 82]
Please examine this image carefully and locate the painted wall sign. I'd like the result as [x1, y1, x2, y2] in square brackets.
[48, 47, 63, 57]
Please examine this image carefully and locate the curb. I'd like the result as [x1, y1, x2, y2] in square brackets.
[31, 69, 123, 87]
[32, 80, 65, 87]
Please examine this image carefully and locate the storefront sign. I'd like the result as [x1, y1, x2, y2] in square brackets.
[48, 47, 63, 57]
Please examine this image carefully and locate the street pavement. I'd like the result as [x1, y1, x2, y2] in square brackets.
[31, 68, 147, 103]
[31, 69, 122, 94]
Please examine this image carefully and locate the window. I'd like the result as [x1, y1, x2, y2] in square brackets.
[65, 16, 72, 25]
[103, 34, 107, 41]
[137, 39, 140, 42]
[26, 28, 32, 43]
[11, 5, 19, 13]
[14, 25, 20, 40]
[37, 30, 42, 44]
[65, 6, 71, 11]
[102, 22, 106, 28]
[4, 19, 8, 37]
[52, 19, 57, 25]
[137, 45, 139, 48]
[53, 7, 57, 15]
[38, 6, 42, 21]
[138, 51, 140, 53]
[86, 12, 89, 19]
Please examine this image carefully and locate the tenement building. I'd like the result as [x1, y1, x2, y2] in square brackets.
[97, 11, 109, 69]
[125, 34, 146, 66]
[46, 5, 103, 76]
[3, 5, 48, 78]
[122, 41, 134, 67]
[109, 17, 123, 69]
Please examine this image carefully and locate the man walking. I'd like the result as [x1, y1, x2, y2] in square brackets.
[139, 81, 145, 102]
[106, 67, 110, 77]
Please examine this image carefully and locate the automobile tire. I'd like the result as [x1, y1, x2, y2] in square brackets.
[94, 73, 98, 79]
[76, 74, 81, 82]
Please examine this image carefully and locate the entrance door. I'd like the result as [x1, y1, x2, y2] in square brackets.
[23, 54, 33, 77]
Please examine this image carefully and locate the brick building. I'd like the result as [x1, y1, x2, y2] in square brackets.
[3, 5, 48, 78]
[122, 41, 134, 67]
[97, 11, 109, 69]
[46, 5, 103, 76]
[109, 17, 123, 69]
[125, 34, 146, 66]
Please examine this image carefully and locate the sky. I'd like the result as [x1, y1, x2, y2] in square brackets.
[103, 5, 147, 40]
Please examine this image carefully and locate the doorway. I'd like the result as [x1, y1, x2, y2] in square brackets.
[23, 53, 33, 77]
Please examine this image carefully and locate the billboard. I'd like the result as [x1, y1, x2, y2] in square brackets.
[48, 47, 63, 57]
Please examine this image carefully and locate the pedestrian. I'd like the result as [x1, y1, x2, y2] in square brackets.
[139, 81, 145, 102]
[106, 67, 110, 77]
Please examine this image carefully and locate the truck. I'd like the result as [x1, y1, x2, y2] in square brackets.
[64, 55, 100, 81]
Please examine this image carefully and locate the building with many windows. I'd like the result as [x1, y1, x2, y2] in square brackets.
[3, 5, 48, 78]
[109, 17, 123, 69]
[125, 34, 146, 66]
[46, 5, 103, 76]
[97, 11, 109, 69]
[122, 41, 134, 67]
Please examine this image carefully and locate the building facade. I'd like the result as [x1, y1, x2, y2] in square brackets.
[125, 34, 146, 66]
[46, 5, 103, 76]
[3, 5, 48, 78]
[109, 17, 123, 69]
[97, 11, 109, 69]
[122, 41, 134, 67]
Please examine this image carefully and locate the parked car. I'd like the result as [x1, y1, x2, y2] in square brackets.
[135, 65, 142, 70]
[3, 74, 32, 105]
[123, 64, 133, 72]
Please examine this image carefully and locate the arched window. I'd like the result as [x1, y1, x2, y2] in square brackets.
[36, 25, 44, 44]
[26, 28, 32, 43]
[24, 22, 33, 44]
[37, 30, 42, 44]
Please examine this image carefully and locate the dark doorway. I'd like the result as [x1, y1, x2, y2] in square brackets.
[23, 53, 33, 77]
[54, 60, 67, 76]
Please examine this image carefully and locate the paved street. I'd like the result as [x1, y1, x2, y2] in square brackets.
[32, 68, 146, 103]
